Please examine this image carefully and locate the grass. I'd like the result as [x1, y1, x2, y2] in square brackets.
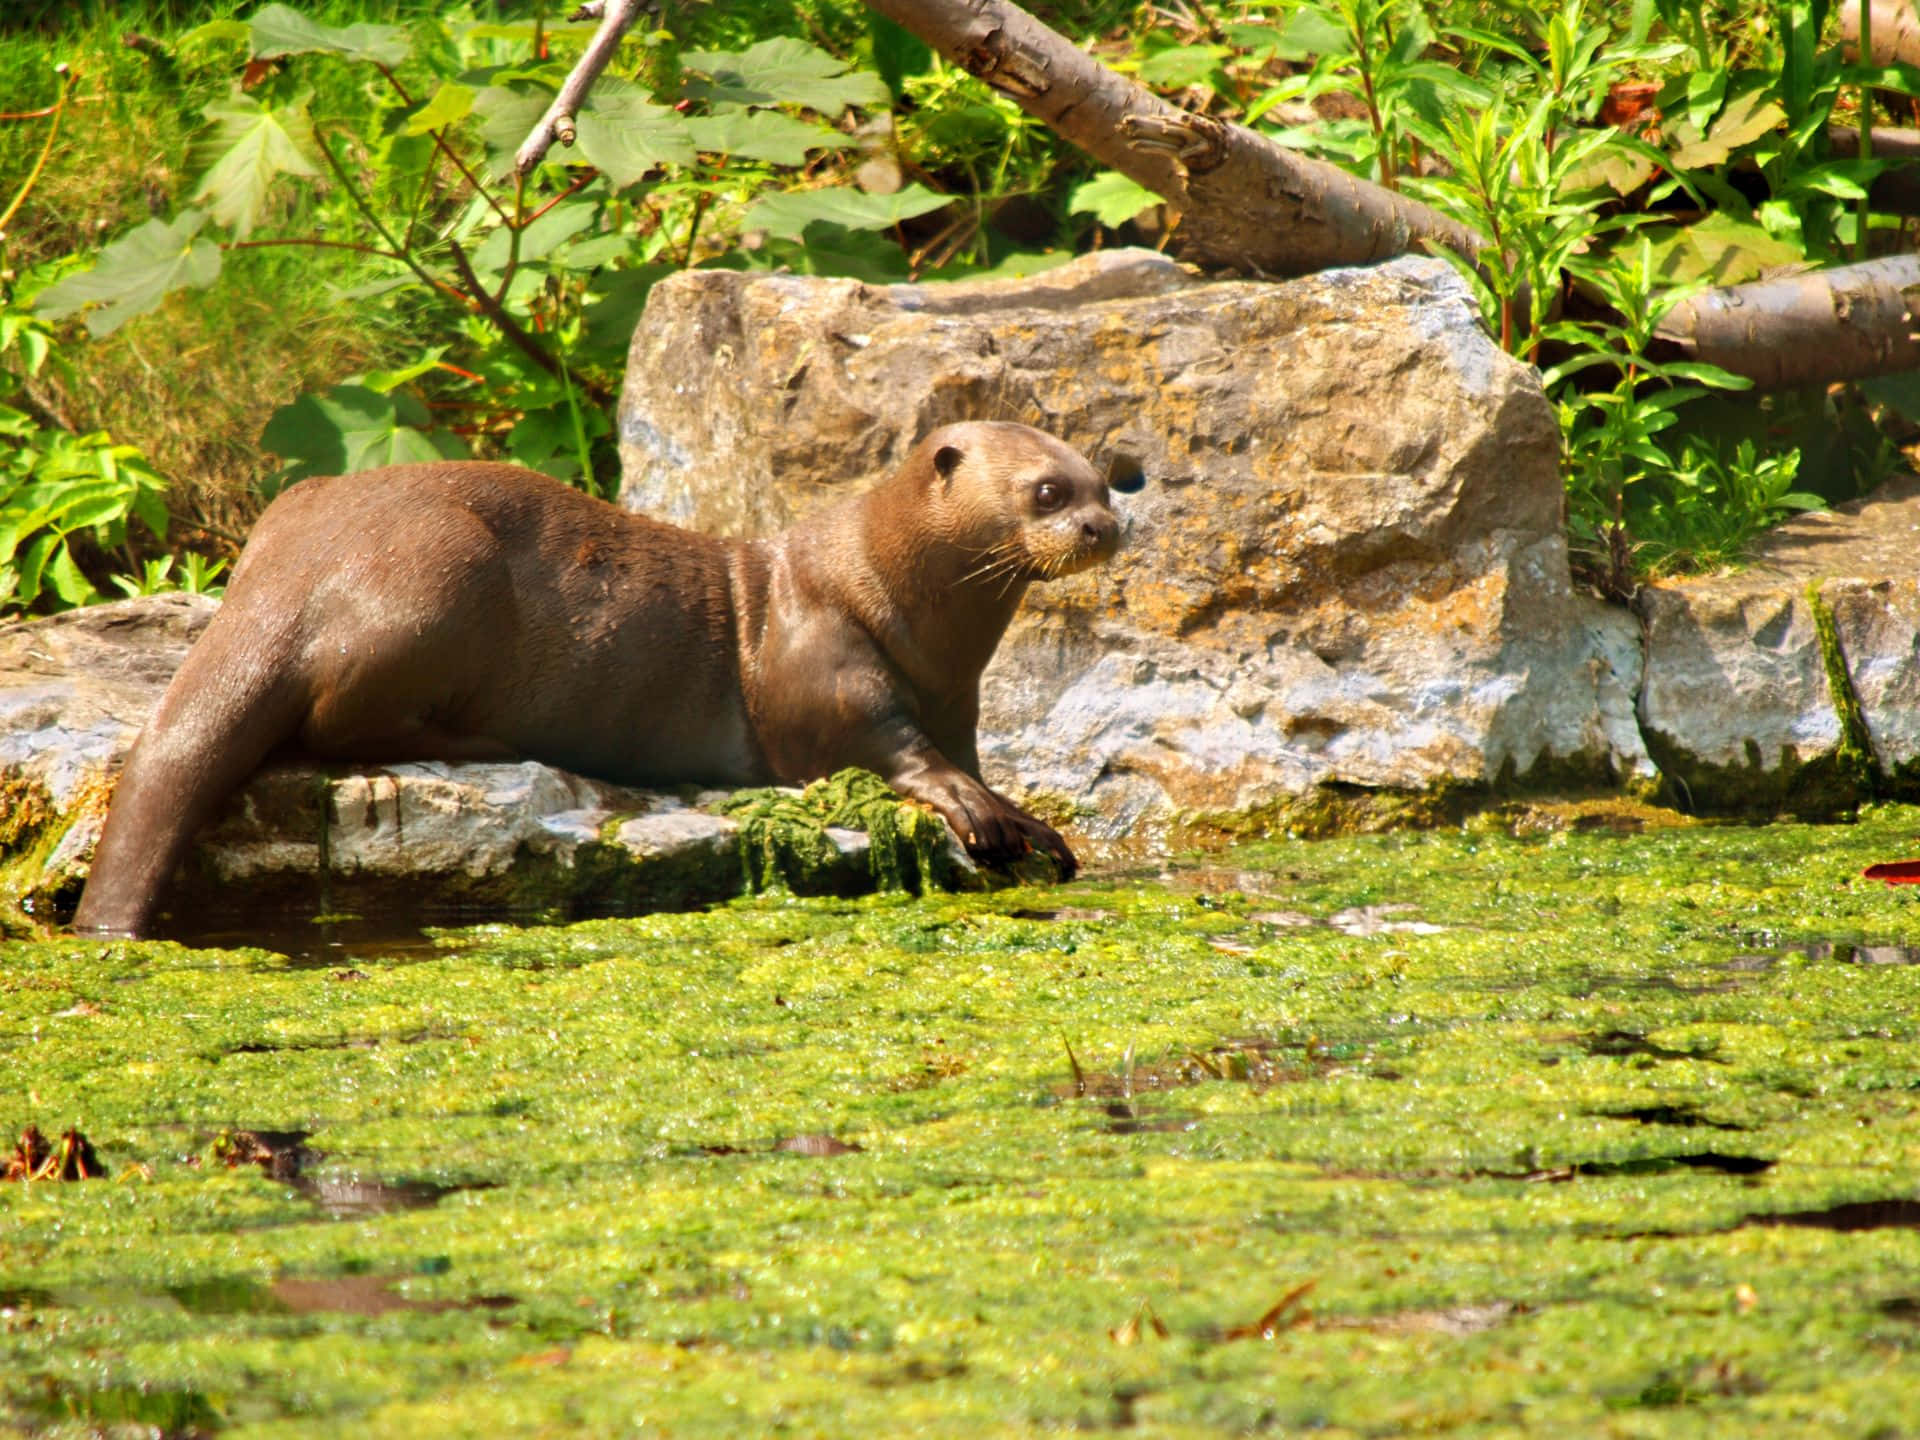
[9, 804, 1920, 1432]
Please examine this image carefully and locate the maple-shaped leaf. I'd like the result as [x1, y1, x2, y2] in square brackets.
[681, 37, 888, 115]
[34, 212, 223, 338]
[744, 183, 948, 241]
[575, 77, 696, 189]
[248, 3, 409, 66]
[190, 88, 322, 238]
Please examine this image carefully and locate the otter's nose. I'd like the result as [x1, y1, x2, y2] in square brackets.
[1081, 512, 1121, 555]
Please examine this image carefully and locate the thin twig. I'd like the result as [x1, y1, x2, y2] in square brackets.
[513, 0, 647, 177]
[372, 61, 513, 227]
[445, 233, 566, 383]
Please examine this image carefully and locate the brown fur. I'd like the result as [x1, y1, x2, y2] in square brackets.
[72, 422, 1119, 937]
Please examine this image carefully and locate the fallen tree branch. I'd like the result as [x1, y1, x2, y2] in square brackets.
[1657, 255, 1920, 388]
[1825, 124, 1920, 215]
[1839, 0, 1920, 67]
[513, 0, 645, 178]
[860, 0, 1489, 277]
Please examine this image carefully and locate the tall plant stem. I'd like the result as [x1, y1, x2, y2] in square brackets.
[0, 64, 77, 237]
[1857, 0, 1875, 260]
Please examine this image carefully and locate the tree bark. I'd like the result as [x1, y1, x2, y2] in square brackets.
[860, 0, 1488, 276]
[1838, 0, 1920, 67]
[1657, 255, 1920, 388]
[1825, 124, 1920, 216]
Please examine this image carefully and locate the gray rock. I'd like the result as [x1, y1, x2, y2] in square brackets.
[619, 249, 1654, 838]
[0, 593, 215, 806]
[1637, 474, 1920, 812]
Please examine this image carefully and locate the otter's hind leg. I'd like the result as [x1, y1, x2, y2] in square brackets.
[71, 610, 307, 938]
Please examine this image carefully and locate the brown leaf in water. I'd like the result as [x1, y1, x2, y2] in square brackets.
[1109, 1299, 1169, 1346]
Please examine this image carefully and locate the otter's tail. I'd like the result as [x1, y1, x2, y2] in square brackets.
[70, 610, 306, 938]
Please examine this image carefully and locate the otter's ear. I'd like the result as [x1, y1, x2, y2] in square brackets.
[932, 444, 964, 484]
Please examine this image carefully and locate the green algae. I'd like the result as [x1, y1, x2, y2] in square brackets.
[11, 811, 1920, 1433]
[712, 768, 962, 894]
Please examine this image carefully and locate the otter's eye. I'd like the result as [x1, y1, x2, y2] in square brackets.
[1034, 481, 1068, 511]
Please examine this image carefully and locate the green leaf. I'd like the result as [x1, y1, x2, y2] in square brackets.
[744, 183, 948, 241]
[1640, 212, 1803, 287]
[34, 211, 223, 338]
[507, 407, 581, 478]
[684, 111, 850, 166]
[406, 80, 475, 136]
[361, 348, 449, 394]
[579, 264, 673, 363]
[189, 89, 321, 239]
[1274, 6, 1350, 62]
[249, 3, 410, 66]
[1669, 89, 1784, 170]
[575, 77, 696, 189]
[475, 82, 556, 167]
[472, 198, 599, 274]
[1068, 170, 1162, 227]
[1136, 44, 1231, 89]
[44, 533, 97, 606]
[765, 222, 911, 282]
[178, 18, 251, 52]
[260, 384, 462, 488]
[867, 12, 932, 101]
[681, 37, 889, 115]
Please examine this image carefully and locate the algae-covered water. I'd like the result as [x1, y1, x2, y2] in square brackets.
[8, 803, 1920, 1436]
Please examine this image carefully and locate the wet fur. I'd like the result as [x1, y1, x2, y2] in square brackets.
[72, 422, 1119, 937]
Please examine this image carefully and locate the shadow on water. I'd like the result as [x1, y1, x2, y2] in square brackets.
[156, 911, 448, 967]
[168, 1273, 516, 1317]
[213, 1128, 488, 1218]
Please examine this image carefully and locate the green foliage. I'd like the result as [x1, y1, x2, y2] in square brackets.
[34, 211, 223, 339]
[0, 405, 169, 615]
[11, 0, 1920, 611]
[1131, 0, 1903, 581]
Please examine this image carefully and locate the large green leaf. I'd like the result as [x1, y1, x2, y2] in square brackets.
[260, 384, 462, 489]
[34, 212, 223, 338]
[1068, 171, 1162, 227]
[683, 111, 849, 166]
[769, 222, 912, 282]
[474, 81, 556, 171]
[189, 89, 321, 239]
[1136, 44, 1231, 89]
[469, 198, 599, 275]
[1669, 88, 1784, 170]
[681, 37, 888, 115]
[579, 264, 674, 363]
[744, 183, 948, 241]
[406, 80, 476, 136]
[249, 3, 410, 66]
[575, 77, 696, 189]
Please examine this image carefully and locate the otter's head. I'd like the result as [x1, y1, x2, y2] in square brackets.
[922, 422, 1121, 585]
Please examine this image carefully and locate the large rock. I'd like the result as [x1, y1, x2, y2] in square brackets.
[1637, 475, 1920, 813]
[619, 249, 1652, 840]
[0, 598, 966, 932]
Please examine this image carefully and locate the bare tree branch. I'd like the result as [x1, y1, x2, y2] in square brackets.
[861, 0, 1490, 277]
[1658, 255, 1920, 389]
[513, 0, 646, 178]
[1839, 0, 1920, 66]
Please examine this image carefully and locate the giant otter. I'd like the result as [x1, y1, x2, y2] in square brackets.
[72, 421, 1120, 937]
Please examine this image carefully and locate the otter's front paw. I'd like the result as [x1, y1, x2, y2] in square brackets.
[956, 795, 1079, 881]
